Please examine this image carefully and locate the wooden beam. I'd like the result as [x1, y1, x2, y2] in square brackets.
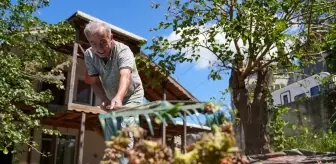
[139, 72, 178, 100]
[144, 87, 162, 101]
[43, 118, 80, 130]
[76, 112, 86, 164]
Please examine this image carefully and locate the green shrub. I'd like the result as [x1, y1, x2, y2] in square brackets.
[284, 128, 336, 152]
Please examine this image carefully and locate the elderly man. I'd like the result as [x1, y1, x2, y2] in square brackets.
[83, 21, 144, 163]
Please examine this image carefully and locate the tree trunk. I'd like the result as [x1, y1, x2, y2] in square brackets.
[229, 68, 272, 155]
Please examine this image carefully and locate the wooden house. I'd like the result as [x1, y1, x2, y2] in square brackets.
[13, 11, 210, 164]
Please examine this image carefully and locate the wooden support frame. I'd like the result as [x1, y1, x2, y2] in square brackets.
[67, 28, 80, 105]
[66, 27, 87, 164]
[76, 112, 86, 164]
[161, 81, 167, 145]
[182, 112, 187, 153]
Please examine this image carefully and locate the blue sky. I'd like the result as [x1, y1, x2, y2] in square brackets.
[37, 0, 232, 123]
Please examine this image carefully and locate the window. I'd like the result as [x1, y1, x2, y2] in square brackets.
[310, 85, 321, 96]
[283, 95, 289, 104]
[75, 80, 92, 105]
[294, 93, 307, 101]
[40, 134, 76, 164]
[41, 72, 67, 105]
[55, 135, 76, 164]
[40, 134, 54, 164]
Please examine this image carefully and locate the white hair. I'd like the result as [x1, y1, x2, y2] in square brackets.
[84, 21, 112, 38]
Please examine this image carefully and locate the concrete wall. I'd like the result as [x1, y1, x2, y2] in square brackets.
[232, 95, 330, 151]
[283, 95, 330, 135]
[16, 126, 105, 164]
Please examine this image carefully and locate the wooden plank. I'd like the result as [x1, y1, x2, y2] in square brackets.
[69, 103, 106, 114]
[76, 112, 86, 164]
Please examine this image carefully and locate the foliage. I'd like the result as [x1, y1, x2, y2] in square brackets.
[148, 0, 336, 78]
[99, 101, 220, 139]
[100, 123, 249, 164]
[268, 105, 290, 151]
[267, 100, 336, 152]
[148, 0, 336, 153]
[174, 123, 249, 164]
[284, 126, 336, 152]
[205, 91, 237, 127]
[101, 126, 173, 164]
[324, 19, 336, 72]
[0, 0, 74, 155]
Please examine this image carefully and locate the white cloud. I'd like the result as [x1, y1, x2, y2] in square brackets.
[165, 24, 247, 69]
[165, 25, 218, 69]
[164, 21, 296, 70]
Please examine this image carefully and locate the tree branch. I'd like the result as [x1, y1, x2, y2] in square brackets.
[250, 59, 276, 74]
[245, 12, 254, 75]
[242, 43, 273, 78]
[195, 44, 235, 70]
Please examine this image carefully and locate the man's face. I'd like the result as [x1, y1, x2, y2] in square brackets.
[87, 32, 112, 58]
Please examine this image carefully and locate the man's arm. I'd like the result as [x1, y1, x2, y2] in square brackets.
[89, 76, 109, 103]
[109, 47, 134, 109]
[114, 68, 131, 101]
[83, 49, 110, 107]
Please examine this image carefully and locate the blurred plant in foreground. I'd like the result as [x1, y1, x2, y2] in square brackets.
[100, 123, 249, 164]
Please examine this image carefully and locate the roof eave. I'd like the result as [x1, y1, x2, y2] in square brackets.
[66, 10, 147, 44]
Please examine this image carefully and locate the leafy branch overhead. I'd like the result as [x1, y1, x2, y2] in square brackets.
[0, 0, 74, 154]
[148, 0, 336, 154]
[148, 0, 336, 79]
[99, 101, 221, 139]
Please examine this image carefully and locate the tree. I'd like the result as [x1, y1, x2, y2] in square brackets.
[147, 0, 336, 154]
[0, 0, 74, 155]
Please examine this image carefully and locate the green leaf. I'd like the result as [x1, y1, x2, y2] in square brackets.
[3, 148, 8, 155]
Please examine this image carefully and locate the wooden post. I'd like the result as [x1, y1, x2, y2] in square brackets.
[161, 81, 166, 145]
[66, 28, 80, 105]
[181, 112, 187, 153]
[76, 112, 86, 164]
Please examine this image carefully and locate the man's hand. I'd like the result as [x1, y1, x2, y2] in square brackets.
[100, 99, 111, 110]
[108, 97, 122, 110]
